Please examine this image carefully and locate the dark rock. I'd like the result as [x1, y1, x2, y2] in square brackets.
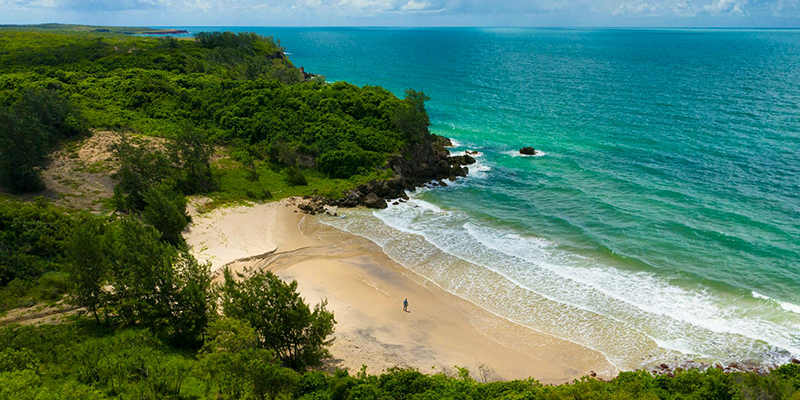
[432, 134, 453, 147]
[449, 154, 476, 165]
[589, 371, 597, 377]
[792, 358, 800, 364]
[439, 180, 448, 187]
[520, 147, 536, 155]
[660, 364, 669, 369]
[363, 193, 387, 209]
[466, 150, 480, 155]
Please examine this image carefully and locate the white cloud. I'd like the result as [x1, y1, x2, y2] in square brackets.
[703, 0, 746, 15]
[336, 0, 393, 12]
[400, 0, 430, 11]
[773, 0, 800, 16]
[1, 0, 798, 26]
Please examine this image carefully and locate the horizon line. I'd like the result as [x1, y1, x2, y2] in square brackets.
[4, 23, 800, 30]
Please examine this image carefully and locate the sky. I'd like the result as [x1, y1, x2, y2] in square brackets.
[2, 0, 800, 27]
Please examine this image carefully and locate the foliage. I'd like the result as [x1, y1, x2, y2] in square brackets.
[197, 318, 299, 400]
[142, 183, 190, 246]
[0, 89, 88, 193]
[0, 198, 76, 311]
[285, 166, 308, 186]
[66, 215, 108, 324]
[109, 134, 172, 212]
[168, 125, 217, 195]
[2, 320, 800, 400]
[100, 217, 211, 346]
[0, 31, 426, 184]
[218, 267, 336, 370]
[393, 89, 432, 143]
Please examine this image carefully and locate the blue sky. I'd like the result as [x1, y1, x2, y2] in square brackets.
[2, 0, 800, 27]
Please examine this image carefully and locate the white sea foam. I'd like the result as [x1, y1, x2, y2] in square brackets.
[751, 292, 800, 315]
[322, 198, 800, 369]
[780, 302, 800, 314]
[450, 150, 483, 158]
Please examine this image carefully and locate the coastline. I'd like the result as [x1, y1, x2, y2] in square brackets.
[185, 199, 617, 383]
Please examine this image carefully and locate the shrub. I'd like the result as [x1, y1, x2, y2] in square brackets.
[285, 166, 308, 186]
[218, 267, 336, 370]
[142, 183, 190, 246]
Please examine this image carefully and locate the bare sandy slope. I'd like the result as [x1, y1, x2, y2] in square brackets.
[184, 199, 617, 383]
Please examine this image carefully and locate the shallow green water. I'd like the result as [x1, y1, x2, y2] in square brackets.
[178, 27, 800, 369]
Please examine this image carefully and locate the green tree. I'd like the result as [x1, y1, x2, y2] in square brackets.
[0, 111, 49, 193]
[168, 125, 217, 195]
[110, 134, 172, 212]
[0, 89, 88, 193]
[169, 254, 213, 348]
[142, 183, 190, 246]
[393, 89, 431, 142]
[103, 217, 211, 345]
[66, 216, 109, 324]
[197, 318, 300, 400]
[105, 217, 178, 330]
[218, 267, 336, 370]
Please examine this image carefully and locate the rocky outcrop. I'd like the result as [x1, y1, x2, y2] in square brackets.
[296, 133, 473, 213]
[432, 134, 453, 148]
[363, 193, 388, 209]
[520, 147, 536, 155]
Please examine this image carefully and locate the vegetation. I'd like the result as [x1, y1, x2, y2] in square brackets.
[219, 268, 336, 370]
[2, 318, 800, 399]
[0, 89, 88, 192]
[4, 26, 799, 400]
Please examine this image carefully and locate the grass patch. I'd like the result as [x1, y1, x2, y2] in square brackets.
[207, 157, 390, 209]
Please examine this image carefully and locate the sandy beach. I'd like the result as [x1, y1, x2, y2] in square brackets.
[185, 199, 617, 383]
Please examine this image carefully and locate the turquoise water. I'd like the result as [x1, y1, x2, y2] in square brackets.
[179, 28, 800, 369]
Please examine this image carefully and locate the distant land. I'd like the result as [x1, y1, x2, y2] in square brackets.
[0, 23, 187, 35]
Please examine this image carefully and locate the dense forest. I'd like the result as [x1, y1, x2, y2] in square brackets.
[0, 29, 424, 201]
[2, 27, 800, 399]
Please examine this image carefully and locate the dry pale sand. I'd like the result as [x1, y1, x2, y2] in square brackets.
[184, 199, 617, 383]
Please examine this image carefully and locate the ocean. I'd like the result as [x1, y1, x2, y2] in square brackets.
[172, 27, 800, 370]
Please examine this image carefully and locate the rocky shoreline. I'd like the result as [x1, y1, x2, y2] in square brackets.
[298, 133, 475, 214]
[639, 357, 800, 379]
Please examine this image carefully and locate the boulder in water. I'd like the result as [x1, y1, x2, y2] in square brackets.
[520, 147, 536, 155]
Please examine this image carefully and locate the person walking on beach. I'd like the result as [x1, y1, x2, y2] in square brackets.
[403, 298, 408, 312]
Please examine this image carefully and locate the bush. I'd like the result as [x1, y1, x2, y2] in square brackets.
[317, 149, 382, 179]
[285, 166, 308, 186]
[218, 267, 336, 370]
[0, 89, 88, 193]
[168, 126, 217, 195]
[142, 183, 190, 246]
[110, 134, 172, 212]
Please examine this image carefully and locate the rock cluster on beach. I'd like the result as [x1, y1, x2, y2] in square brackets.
[646, 359, 794, 377]
[296, 133, 475, 213]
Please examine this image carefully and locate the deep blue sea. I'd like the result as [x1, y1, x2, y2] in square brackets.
[173, 27, 800, 370]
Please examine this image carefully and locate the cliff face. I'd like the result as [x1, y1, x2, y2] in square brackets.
[299, 134, 475, 213]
